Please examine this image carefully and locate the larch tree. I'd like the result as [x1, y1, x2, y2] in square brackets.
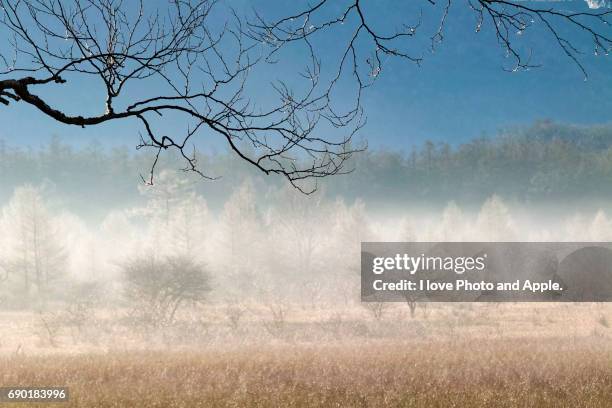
[2, 185, 66, 298]
[216, 180, 263, 297]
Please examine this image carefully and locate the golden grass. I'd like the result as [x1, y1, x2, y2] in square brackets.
[2, 337, 612, 407]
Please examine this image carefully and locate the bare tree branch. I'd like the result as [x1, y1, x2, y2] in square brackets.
[0, 0, 610, 192]
[251, 0, 611, 80]
[0, 0, 364, 193]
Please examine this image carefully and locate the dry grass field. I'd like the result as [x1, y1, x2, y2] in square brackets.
[1, 338, 612, 407]
[2, 303, 612, 407]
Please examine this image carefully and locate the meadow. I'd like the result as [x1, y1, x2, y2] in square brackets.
[1, 303, 612, 407]
[2, 159, 612, 407]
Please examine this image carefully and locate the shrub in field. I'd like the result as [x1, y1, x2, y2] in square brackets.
[123, 254, 211, 327]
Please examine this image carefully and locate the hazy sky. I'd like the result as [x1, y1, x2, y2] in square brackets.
[0, 0, 610, 151]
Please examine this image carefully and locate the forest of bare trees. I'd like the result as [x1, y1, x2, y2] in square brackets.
[1, 121, 612, 219]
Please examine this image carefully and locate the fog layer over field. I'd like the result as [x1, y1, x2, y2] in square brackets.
[2, 126, 612, 354]
[2, 173, 612, 405]
[1, 173, 612, 308]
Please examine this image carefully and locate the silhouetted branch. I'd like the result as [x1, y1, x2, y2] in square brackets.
[252, 0, 611, 79]
[0, 0, 363, 193]
[1, 0, 610, 192]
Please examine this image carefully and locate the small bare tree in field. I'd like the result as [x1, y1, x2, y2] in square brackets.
[62, 281, 101, 343]
[362, 300, 389, 321]
[404, 293, 419, 320]
[225, 304, 247, 332]
[36, 310, 62, 347]
[123, 254, 211, 327]
[263, 301, 289, 338]
[399, 284, 428, 319]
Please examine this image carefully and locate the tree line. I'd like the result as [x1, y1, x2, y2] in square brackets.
[2, 120, 612, 218]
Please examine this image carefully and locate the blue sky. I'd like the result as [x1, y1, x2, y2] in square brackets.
[0, 0, 610, 151]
